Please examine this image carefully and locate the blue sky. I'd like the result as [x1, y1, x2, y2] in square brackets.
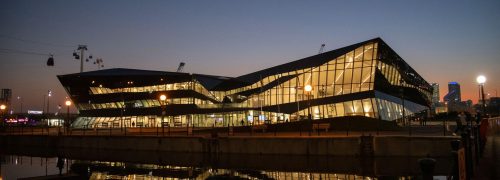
[1, 0, 499, 112]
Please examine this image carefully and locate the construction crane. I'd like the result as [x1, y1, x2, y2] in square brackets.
[177, 62, 185, 72]
[318, 44, 325, 54]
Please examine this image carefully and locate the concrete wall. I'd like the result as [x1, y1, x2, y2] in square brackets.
[56, 136, 206, 152]
[374, 136, 456, 157]
[0, 135, 458, 157]
[217, 137, 359, 156]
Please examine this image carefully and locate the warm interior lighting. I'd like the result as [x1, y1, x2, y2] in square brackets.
[476, 75, 486, 84]
[304, 85, 312, 92]
[65, 100, 72, 106]
[159, 94, 167, 101]
[0, 104, 5, 110]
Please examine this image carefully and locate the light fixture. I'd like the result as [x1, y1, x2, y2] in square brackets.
[476, 75, 486, 84]
[304, 85, 312, 92]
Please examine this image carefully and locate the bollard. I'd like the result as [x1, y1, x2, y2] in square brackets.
[443, 118, 447, 136]
[450, 140, 460, 180]
[192, 123, 195, 136]
[299, 123, 302, 136]
[419, 157, 436, 180]
[274, 124, 277, 137]
[461, 130, 472, 180]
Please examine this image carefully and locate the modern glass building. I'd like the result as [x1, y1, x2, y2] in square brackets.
[58, 38, 432, 128]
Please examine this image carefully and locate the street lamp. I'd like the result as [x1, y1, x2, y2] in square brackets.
[17, 96, 23, 114]
[65, 100, 71, 133]
[159, 94, 167, 136]
[304, 84, 312, 136]
[47, 90, 52, 114]
[1, 104, 6, 126]
[17, 96, 22, 125]
[477, 75, 486, 116]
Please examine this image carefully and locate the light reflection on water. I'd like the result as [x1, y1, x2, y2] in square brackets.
[1, 156, 71, 180]
[1, 155, 449, 180]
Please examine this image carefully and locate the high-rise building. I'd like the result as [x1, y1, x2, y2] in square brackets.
[431, 83, 439, 103]
[430, 83, 439, 112]
[443, 82, 462, 112]
[0, 89, 12, 107]
[58, 38, 432, 128]
[444, 82, 461, 103]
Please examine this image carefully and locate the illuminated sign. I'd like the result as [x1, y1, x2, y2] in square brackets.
[28, 110, 43, 114]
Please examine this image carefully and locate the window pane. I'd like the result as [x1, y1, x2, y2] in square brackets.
[362, 99, 374, 117]
[343, 69, 353, 84]
[353, 100, 363, 116]
[336, 63, 344, 70]
[337, 55, 345, 63]
[354, 47, 364, 61]
[344, 101, 354, 116]
[346, 51, 354, 63]
[352, 68, 362, 83]
[364, 45, 374, 60]
[336, 103, 345, 116]
[354, 61, 363, 68]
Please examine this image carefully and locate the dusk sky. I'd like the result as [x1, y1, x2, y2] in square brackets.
[1, 0, 499, 113]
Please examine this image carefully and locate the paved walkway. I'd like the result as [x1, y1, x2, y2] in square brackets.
[474, 132, 500, 180]
[1, 124, 457, 137]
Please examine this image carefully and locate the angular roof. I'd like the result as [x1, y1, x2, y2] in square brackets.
[234, 38, 382, 85]
[192, 74, 235, 90]
[58, 37, 431, 92]
[60, 68, 187, 77]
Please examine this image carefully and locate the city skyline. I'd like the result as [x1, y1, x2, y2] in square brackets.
[1, 0, 500, 112]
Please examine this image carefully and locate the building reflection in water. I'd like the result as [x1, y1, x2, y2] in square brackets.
[79, 161, 381, 180]
[1, 155, 444, 180]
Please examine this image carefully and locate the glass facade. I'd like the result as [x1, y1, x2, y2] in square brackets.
[58, 38, 432, 128]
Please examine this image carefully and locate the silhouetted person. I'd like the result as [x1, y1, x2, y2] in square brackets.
[454, 112, 466, 135]
[479, 116, 489, 156]
[465, 112, 472, 127]
[56, 157, 64, 175]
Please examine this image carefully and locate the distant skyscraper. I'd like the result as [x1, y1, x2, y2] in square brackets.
[444, 82, 461, 103]
[443, 82, 463, 112]
[1, 89, 12, 113]
[431, 83, 440, 104]
[430, 83, 440, 113]
[0, 89, 12, 104]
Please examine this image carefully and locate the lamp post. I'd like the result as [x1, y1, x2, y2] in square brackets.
[17, 96, 22, 126]
[47, 90, 52, 114]
[305, 84, 312, 136]
[477, 75, 486, 116]
[17, 96, 23, 114]
[399, 78, 410, 136]
[1, 104, 6, 126]
[65, 100, 71, 134]
[159, 94, 167, 136]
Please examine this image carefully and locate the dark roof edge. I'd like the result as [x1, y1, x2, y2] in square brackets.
[235, 37, 382, 84]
